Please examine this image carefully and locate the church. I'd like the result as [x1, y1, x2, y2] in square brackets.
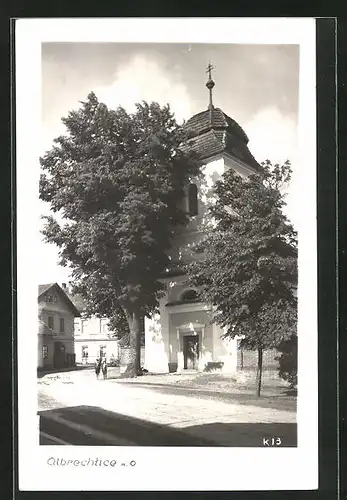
[144, 65, 267, 375]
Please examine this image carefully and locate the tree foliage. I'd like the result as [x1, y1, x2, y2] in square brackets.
[40, 92, 200, 376]
[187, 160, 298, 395]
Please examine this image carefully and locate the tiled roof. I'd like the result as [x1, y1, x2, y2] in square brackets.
[183, 130, 261, 171]
[183, 107, 261, 171]
[224, 133, 261, 171]
[67, 293, 87, 313]
[38, 283, 55, 297]
[185, 108, 249, 144]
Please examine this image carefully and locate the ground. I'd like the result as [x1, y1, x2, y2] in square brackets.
[38, 367, 297, 446]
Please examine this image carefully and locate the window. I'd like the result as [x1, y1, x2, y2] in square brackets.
[99, 345, 107, 358]
[60, 318, 65, 333]
[101, 319, 109, 333]
[48, 315, 54, 330]
[42, 345, 48, 359]
[181, 289, 198, 302]
[81, 319, 88, 333]
[82, 346, 88, 359]
[188, 183, 198, 216]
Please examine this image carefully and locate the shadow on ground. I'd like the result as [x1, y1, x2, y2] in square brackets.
[39, 405, 297, 447]
[111, 382, 296, 412]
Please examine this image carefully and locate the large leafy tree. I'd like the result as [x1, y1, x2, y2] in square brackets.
[40, 92, 200, 376]
[187, 160, 298, 396]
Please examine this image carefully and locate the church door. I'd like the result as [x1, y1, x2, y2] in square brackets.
[183, 335, 199, 370]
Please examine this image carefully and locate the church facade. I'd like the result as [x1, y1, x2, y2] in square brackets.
[144, 68, 263, 375]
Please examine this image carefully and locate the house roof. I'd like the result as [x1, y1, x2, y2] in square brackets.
[67, 293, 87, 313]
[183, 107, 261, 172]
[38, 283, 54, 297]
[38, 283, 81, 316]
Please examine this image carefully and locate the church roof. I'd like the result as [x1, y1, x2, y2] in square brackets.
[183, 64, 261, 171]
[183, 107, 261, 171]
[185, 107, 249, 143]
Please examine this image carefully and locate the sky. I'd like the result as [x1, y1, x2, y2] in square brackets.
[39, 42, 300, 284]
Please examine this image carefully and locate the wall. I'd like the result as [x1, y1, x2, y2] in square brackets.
[74, 339, 120, 364]
[74, 316, 111, 338]
[37, 334, 54, 368]
[237, 348, 279, 371]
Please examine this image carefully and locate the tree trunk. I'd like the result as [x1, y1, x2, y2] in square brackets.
[256, 346, 263, 397]
[122, 309, 142, 378]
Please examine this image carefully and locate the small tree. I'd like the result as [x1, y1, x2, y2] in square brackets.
[40, 92, 200, 377]
[188, 161, 298, 396]
[276, 334, 298, 390]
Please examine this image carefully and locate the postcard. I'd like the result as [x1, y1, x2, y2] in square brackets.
[15, 17, 318, 491]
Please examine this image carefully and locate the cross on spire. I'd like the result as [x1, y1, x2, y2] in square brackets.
[205, 62, 215, 124]
[206, 62, 214, 80]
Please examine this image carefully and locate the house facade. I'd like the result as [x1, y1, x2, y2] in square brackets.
[38, 283, 80, 369]
[68, 290, 120, 365]
[73, 314, 120, 365]
[144, 71, 264, 375]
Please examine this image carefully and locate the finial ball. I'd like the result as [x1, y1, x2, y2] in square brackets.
[206, 78, 215, 90]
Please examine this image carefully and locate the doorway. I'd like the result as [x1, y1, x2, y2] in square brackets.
[53, 341, 66, 368]
[183, 335, 199, 370]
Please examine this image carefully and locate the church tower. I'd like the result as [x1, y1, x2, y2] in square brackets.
[144, 65, 261, 374]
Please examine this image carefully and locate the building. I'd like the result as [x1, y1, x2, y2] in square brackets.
[69, 290, 121, 365]
[38, 283, 80, 369]
[144, 66, 264, 375]
[73, 314, 120, 365]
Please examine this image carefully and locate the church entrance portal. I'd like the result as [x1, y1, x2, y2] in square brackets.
[183, 335, 199, 370]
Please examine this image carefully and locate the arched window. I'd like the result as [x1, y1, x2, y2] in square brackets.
[180, 289, 198, 302]
[187, 183, 198, 216]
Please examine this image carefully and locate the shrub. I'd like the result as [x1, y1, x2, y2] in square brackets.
[108, 355, 120, 367]
[276, 334, 297, 389]
[203, 361, 224, 372]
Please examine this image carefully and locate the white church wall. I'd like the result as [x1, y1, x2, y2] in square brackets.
[173, 153, 254, 263]
[144, 293, 170, 373]
[212, 323, 238, 374]
[170, 157, 226, 264]
[145, 145, 259, 374]
[165, 276, 189, 303]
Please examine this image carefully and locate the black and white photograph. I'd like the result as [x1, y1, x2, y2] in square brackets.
[16, 18, 318, 491]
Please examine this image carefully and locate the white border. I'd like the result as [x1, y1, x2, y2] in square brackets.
[16, 18, 317, 491]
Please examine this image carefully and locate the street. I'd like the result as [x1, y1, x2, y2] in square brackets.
[38, 369, 297, 447]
